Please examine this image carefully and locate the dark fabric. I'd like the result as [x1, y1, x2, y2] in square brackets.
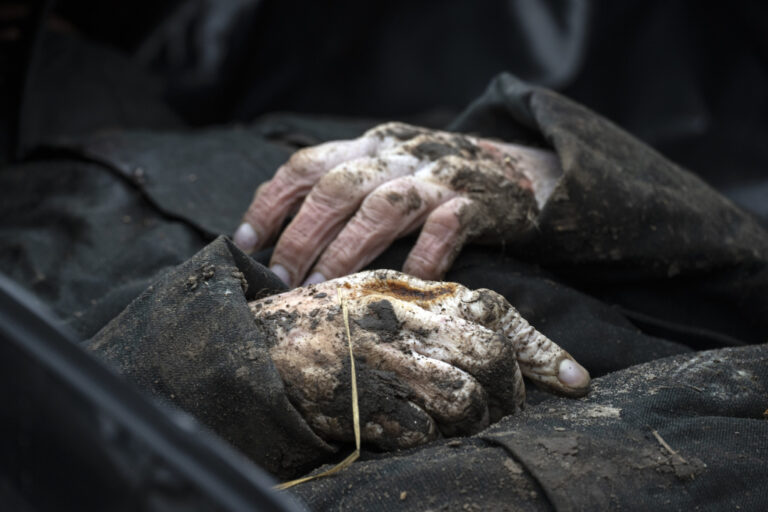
[0, 159, 205, 338]
[87, 237, 335, 480]
[479, 345, 767, 511]
[19, 30, 181, 156]
[49, 127, 291, 237]
[0, 126, 300, 339]
[85, 0, 768, 227]
[3, 27, 768, 508]
[452, 74, 768, 344]
[292, 344, 768, 511]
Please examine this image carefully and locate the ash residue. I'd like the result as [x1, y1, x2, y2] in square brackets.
[409, 134, 481, 162]
[353, 299, 402, 342]
[451, 164, 538, 240]
[410, 140, 463, 161]
[383, 188, 422, 213]
[404, 187, 422, 213]
[371, 122, 429, 141]
[259, 308, 299, 333]
[185, 263, 216, 291]
[230, 270, 248, 294]
[322, 359, 434, 450]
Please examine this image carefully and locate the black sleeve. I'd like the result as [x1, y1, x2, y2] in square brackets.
[451, 73, 768, 344]
[87, 236, 336, 479]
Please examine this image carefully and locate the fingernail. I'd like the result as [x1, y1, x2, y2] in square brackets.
[270, 264, 291, 286]
[302, 272, 327, 286]
[558, 359, 589, 389]
[233, 223, 258, 251]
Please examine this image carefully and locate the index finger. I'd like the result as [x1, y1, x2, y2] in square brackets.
[234, 136, 378, 252]
[336, 270, 591, 396]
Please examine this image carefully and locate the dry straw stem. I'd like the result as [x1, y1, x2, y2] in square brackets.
[274, 287, 361, 490]
[651, 428, 687, 464]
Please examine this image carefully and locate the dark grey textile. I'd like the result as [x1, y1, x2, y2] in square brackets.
[452, 74, 768, 344]
[0, 159, 206, 338]
[87, 237, 336, 480]
[293, 344, 767, 511]
[50, 127, 292, 237]
[2, 71, 767, 509]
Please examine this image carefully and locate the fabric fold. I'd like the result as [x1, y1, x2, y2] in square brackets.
[88, 236, 336, 479]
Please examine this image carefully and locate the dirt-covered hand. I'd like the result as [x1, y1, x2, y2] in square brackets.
[234, 122, 562, 287]
[249, 270, 589, 450]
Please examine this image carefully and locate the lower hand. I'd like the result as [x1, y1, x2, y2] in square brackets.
[250, 270, 589, 449]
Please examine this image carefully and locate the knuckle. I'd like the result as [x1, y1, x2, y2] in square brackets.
[359, 191, 401, 222]
[285, 148, 319, 177]
[365, 179, 423, 219]
[401, 131, 482, 164]
[365, 121, 426, 141]
[313, 165, 364, 204]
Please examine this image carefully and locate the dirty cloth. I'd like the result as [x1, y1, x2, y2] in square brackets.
[2, 74, 768, 509]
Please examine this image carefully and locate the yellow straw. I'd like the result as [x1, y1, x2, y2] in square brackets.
[274, 287, 361, 490]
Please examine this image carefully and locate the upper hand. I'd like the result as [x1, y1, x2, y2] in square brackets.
[234, 123, 562, 287]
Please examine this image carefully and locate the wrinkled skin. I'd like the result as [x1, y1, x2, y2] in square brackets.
[249, 270, 589, 450]
[235, 122, 562, 286]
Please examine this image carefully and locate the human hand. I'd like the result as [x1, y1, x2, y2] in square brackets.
[235, 123, 562, 287]
[249, 270, 589, 450]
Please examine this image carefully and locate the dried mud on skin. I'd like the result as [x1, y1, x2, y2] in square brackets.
[365, 122, 541, 241]
[249, 274, 529, 448]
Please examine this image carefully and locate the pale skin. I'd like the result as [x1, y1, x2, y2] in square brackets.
[239, 124, 579, 448]
[234, 122, 562, 287]
[250, 270, 590, 450]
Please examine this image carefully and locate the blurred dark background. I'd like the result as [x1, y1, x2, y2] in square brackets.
[2, 0, 767, 221]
